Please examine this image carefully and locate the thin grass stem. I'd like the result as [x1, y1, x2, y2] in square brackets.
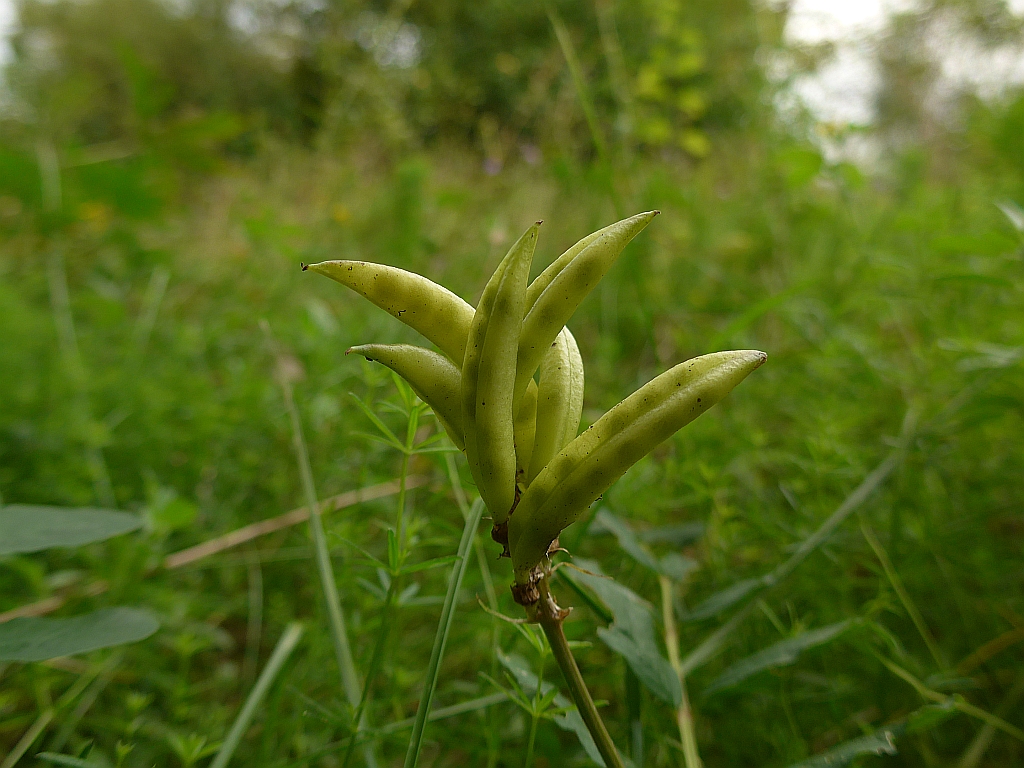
[209, 622, 304, 768]
[0, 709, 54, 768]
[262, 323, 375, 766]
[860, 519, 946, 670]
[403, 498, 485, 768]
[660, 576, 702, 768]
[958, 672, 1024, 768]
[279, 366, 361, 706]
[522, 713, 538, 768]
[680, 437, 910, 677]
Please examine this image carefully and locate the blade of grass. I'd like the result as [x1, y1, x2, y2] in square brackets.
[279, 359, 361, 706]
[876, 654, 1024, 743]
[445, 451, 501, 768]
[209, 622, 304, 768]
[957, 671, 1024, 768]
[547, 6, 608, 166]
[262, 322, 374, 766]
[593, 0, 634, 154]
[681, 430, 911, 676]
[403, 498, 486, 768]
[547, 4, 623, 217]
[860, 519, 946, 670]
[242, 556, 263, 687]
[46, 248, 115, 508]
[0, 709, 54, 768]
[274, 693, 508, 768]
[47, 652, 124, 753]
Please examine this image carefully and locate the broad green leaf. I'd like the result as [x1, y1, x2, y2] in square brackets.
[704, 620, 853, 695]
[0, 607, 159, 661]
[785, 727, 900, 768]
[658, 552, 698, 582]
[686, 577, 763, 622]
[568, 559, 682, 707]
[0, 505, 143, 554]
[593, 512, 696, 581]
[591, 508, 661, 573]
[497, 651, 605, 767]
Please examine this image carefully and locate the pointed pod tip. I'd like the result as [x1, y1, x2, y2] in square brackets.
[536, 220, 544, 226]
[730, 349, 768, 370]
[300, 262, 308, 271]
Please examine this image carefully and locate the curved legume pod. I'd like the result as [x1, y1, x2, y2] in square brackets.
[348, 343, 465, 450]
[514, 379, 539, 480]
[513, 211, 658, 410]
[462, 224, 540, 522]
[526, 327, 584, 485]
[304, 261, 473, 363]
[509, 350, 767, 582]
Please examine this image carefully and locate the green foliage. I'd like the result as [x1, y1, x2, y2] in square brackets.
[0, 506, 142, 554]
[0, 608, 158, 662]
[2, 0, 1024, 764]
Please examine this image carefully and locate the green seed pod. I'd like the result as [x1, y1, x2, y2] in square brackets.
[304, 261, 473, 363]
[462, 224, 540, 522]
[348, 344, 465, 450]
[513, 211, 658, 410]
[514, 379, 539, 479]
[527, 327, 584, 484]
[509, 350, 767, 581]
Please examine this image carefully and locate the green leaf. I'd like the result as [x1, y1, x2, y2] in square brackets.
[36, 754, 106, 768]
[785, 727, 900, 768]
[0, 607, 159, 662]
[387, 528, 399, 572]
[403, 499, 484, 768]
[568, 559, 681, 707]
[0, 505, 143, 554]
[401, 555, 459, 575]
[590, 507, 697, 580]
[905, 699, 958, 734]
[637, 523, 704, 547]
[497, 652, 606, 767]
[704, 620, 853, 695]
[997, 199, 1024, 232]
[686, 578, 764, 622]
[590, 508, 661, 573]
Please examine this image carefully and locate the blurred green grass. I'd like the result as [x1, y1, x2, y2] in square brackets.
[1, 0, 1024, 765]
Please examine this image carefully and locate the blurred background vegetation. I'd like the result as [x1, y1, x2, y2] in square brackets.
[1, 0, 1023, 765]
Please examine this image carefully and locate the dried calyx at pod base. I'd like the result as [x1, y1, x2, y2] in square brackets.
[303, 211, 766, 620]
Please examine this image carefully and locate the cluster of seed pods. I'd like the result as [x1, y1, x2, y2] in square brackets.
[304, 212, 766, 604]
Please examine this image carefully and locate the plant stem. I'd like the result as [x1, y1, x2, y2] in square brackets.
[210, 623, 304, 768]
[280, 372, 361, 706]
[444, 452, 501, 768]
[403, 499, 486, 768]
[660, 576, 702, 768]
[522, 714, 538, 768]
[861, 518, 946, 670]
[536, 580, 624, 768]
